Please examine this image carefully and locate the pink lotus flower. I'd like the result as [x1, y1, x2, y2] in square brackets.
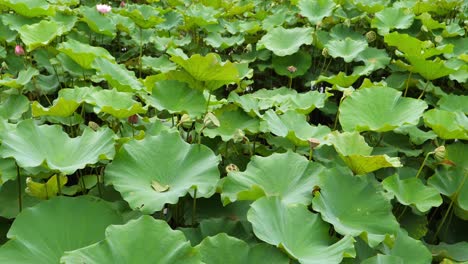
[96, 4, 112, 14]
[14, 45, 25, 56]
[120, 1, 125, 7]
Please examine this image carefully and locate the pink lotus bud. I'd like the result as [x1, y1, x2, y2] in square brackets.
[96, 4, 112, 14]
[120, 1, 125, 7]
[128, 114, 139, 124]
[15, 45, 25, 56]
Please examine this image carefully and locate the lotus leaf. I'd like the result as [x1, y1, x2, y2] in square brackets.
[314, 72, 360, 88]
[25, 174, 67, 200]
[312, 167, 400, 246]
[0, 158, 16, 185]
[79, 6, 116, 37]
[0, 176, 40, 219]
[382, 174, 442, 212]
[32, 98, 80, 117]
[0, 0, 53, 17]
[57, 39, 115, 69]
[258, 27, 313, 56]
[298, 0, 336, 25]
[92, 58, 144, 92]
[18, 20, 60, 51]
[272, 51, 312, 78]
[437, 94, 468, 114]
[248, 197, 355, 264]
[0, 119, 115, 174]
[118, 4, 165, 29]
[90, 89, 146, 119]
[196, 233, 289, 264]
[0, 196, 123, 263]
[402, 56, 456, 81]
[354, 47, 391, 73]
[428, 242, 468, 262]
[339, 87, 428, 132]
[0, 94, 29, 120]
[394, 125, 437, 145]
[205, 33, 244, 50]
[423, 109, 468, 140]
[384, 32, 453, 59]
[371, 7, 414, 35]
[388, 230, 432, 264]
[361, 255, 403, 264]
[0, 67, 39, 89]
[141, 56, 177, 73]
[61, 216, 201, 264]
[325, 38, 368, 63]
[105, 131, 220, 214]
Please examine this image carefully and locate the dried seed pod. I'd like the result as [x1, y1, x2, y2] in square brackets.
[225, 163, 239, 173]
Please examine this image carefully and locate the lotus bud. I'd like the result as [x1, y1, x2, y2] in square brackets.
[365, 31, 377, 43]
[96, 4, 112, 14]
[119, 1, 125, 7]
[308, 138, 320, 149]
[287, 65, 297, 73]
[321, 48, 329, 58]
[203, 112, 220, 129]
[14, 45, 25, 56]
[434, 35, 443, 43]
[434, 146, 446, 162]
[88, 121, 100, 131]
[225, 163, 239, 173]
[232, 129, 245, 143]
[177, 114, 192, 127]
[128, 114, 139, 124]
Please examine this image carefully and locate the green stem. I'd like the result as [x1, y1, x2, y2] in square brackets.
[415, 152, 433, 179]
[16, 162, 22, 213]
[417, 81, 430, 99]
[139, 27, 143, 78]
[56, 174, 62, 196]
[309, 149, 313, 161]
[403, 71, 413, 97]
[288, 76, 292, 89]
[192, 188, 197, 226]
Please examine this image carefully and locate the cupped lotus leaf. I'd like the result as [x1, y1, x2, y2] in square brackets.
[261, 110, 331, 146]
[0, 94, 29, 120]
[362, 255, 403, 264]
[0, 119, 115, 174]
[80, 6, 116, 36]
[143, 80, 207, 117]
[298, 0, 336, 25]
[389, 230, 432, 264]
[205, 33, 244, 50]
[92, 58, 144, 92]
[327, 131, 402, 174]
[141, 56, 177, 73]
[339, 87, 428, 132]
[423, 109, 468, 140]
[382, 174, 442, 212]
[384, 32, 453, 59]
[0, 0, 53, 17]
[25, 174, 67, 200]
[32, 98, 80, 117]
[57, 39, 115, 69]
[61, 216, 201, 264]
[105, 131, 220, 214]
[312, 167, 400, 246]
[272, 51, 312, 78]
[314, 72, 360, 87]
[0, 67, 39, 89]
[202, 105, 260, 141]
[18, 20, 59, 51]
[258, 27, 313, 56]
[429, 242, 468, 262]
[196, 233, 289, 264]
[0, 196, 123, 263]
[371, 7, 414, 35]
[438, 94, 468, 115]
[90, 89, 146, 119]
[248, 197, 355, 263]
[326, 38, 368, 63]
[222, 151, 324, 205]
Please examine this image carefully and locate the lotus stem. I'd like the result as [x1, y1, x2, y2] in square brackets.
[56, 174, 62, 196]
[139, 27, 143, 78]
[417, 81, 430, 99]
[16, 162, 22, 212]
[415, 151, 433, 179]
[403, 71, 413, 97]
[288, 76, 292, 89]
[192, 188, 197, 226]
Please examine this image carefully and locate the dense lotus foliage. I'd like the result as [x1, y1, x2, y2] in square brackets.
[0, 0, 466, 263]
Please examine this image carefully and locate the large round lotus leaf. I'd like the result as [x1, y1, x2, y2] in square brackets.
[0, 119, 115, 175]
[354, 47, 391, 73]
[258, 27, 313, 56]
[388, 230, 432, 264]
[314, 72, 360, 88]
[61, 215, 201, 264]
[403, 56, 456, 81]
[57, 39, 115, 69]
[0, 94, 29, 120]
[141, 56, 177, 73]
[205, 33, 244, 50]
[339, 87, 428, 132]
[423, 109, 468, 140]
[371, 7, 414, 35]
[384, 32, 453, 59]
[298, 0, 336, 25]
[79, 6, 116, 37]
[90, 89, 146, 119]
[0, 196, 123, 263]
[0, 158, 16, 185]
[18, 20, 60, 51]
[118, 4, 165, 29]
[312, 167, 400, 247]
[327, 131, 401, 175]
[438, 94, 468, 114]
[272, 51, 312, 78]
[382, 174, 442, 212]
[0, 0, 53, 17]
[260, 110, 331, 146]
[202, 105, 260, 142]
[105, 131, 220, 214]
[248, 197, 355, 263]
[32, 98, 80, 117]
[143, 80, 207, 117]
[92, 58, 144, 92]
[325, 38, 368, 63]
[222, 151, 324, 205]
[196, 233, 289, 264]
[0, 176, 40, 219]
[394, 125, 437, 145]
[0, 67, 39, 89]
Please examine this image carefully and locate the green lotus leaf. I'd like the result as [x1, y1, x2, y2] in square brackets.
[438, 94, 468, 114]
[143, 80, 207, 117]
[90, 89, 146, 119]
[371, 7, 414, 35]
[222, 151, 324, 205]
[25, 174, 67, 200]
[184, 3, 220, 28]
[423, 109, 468, 140]
[382, 174, 442, 212]
[339, 87, 428, 132]
[79, 6, 116, 37]
[32, 98, 80, 117]
[59, 86, 101, 102]
[354, 47, 391, 73]
[326, 38, 368, 63]
[272, 51, 312, 78]
[169, 53, 240, 91]
[416, 12, 445, 31]
[0, 119, 115, 174]
[18, 20, 59, 51]
[0, 158, 16, 185]
[118, 4, 165, 29]
[61, 216, 201, 264]
[196, 233, 289, 264]
[55, 53, 96, 77]
[0, 67, 39, 89]
[205, 33, 244, 50]
[314, 72, 360, 87]
[394, 125, 437, 145]
[57, 39, 115, 69]
[0, 0, 54, 17]
[229, 87, 327, 117]
[389, 230, 432, 264]
[0, 94, 29, 120]
[362, 255, 403, 264]
[202, 105, 260, 141]
[428, 242, 468, 262]
[298, 0, 336, 25]
[403, 56, 456, 80]
[258, 27, 313, 56]
[141, 56, 177, 73]
[92, 57, 144, 92]
[384, 32, 454, 59]
[0, 176, 40, 218]
[0, 196, 123, 263]
[312, 167, 400, 246]
[248, 197, 355, 263]
[261, 110, 331, 146]
[327, 131, 402, 174]
[105, 131, 220, 214]
[354, 0, 388, 13]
